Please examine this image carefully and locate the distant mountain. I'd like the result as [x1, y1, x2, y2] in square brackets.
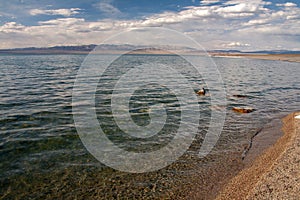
[0, 45, 97, 54]
[0, 45, 299, 55]
[210, 50, 242, 53]
[210, 49, 300, 54]
[0, 44, 186, 54]
[244, 50, 300, 54]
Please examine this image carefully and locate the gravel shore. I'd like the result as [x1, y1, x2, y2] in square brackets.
[216, 111, 300, 199]
[211, 54, 300, 63]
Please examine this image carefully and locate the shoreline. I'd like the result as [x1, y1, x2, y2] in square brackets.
[1, 49, 300, 64]
[211, 53, 300, 63]
[243, 116, 285, 165]
[216, 111, 300, 199]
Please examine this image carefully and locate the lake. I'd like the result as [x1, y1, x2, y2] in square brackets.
[0, 54, 299, 199]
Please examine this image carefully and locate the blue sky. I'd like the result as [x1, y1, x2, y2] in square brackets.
[0, 0, 299, 50]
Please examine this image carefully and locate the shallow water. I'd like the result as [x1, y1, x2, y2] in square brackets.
[0, 54, 299, 199]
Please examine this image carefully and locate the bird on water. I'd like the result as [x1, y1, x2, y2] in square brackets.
[197, 87, 206, 96]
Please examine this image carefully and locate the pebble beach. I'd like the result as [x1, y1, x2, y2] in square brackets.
[217, 111, 300, 199]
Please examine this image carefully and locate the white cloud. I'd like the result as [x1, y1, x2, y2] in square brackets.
[243, 18, 270, 26]
[29, 8, 81, 17]
[217, 3, 259, 16]
[142, 1, 272, 26]
[276, 2, 297, 7]
[223, 42, 251, 47]
[88, 21, 115, 31]
[38, 18, 85, 26]
[139, 3, 258, 27]
[286, 15, 300, 20]
[223, 0, 271, 6]
[0, 22, 25, 33]
[242, 3, 300, 28]
[200, 0, 221, 5]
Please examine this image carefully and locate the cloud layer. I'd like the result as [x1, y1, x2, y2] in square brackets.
[29, 8, 82, 17]
[0, 1, 299, 50]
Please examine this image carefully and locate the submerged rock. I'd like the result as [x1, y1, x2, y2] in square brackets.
[232, 107, 255, 113]
[233, 94, 248, 98]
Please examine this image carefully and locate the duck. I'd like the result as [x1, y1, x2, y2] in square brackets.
[197, 87, 206, 96]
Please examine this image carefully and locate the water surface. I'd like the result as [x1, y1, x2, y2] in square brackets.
[0, 54, 299, 199]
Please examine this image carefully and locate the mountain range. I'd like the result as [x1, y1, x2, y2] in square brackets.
[0, 45, 299, 55]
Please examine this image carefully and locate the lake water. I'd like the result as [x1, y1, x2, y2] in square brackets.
[0, 54, 299, 199]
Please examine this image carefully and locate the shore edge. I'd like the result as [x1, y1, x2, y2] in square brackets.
[211, 54, 300, 63]
[216, 111, 299, 199]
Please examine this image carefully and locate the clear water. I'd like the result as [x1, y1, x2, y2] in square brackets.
[0, 54, 299, 199]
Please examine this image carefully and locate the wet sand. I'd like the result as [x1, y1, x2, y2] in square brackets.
[211, 53, 300, 63]
[216, 111, 300, 199]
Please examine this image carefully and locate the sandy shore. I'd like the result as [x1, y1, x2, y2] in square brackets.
[211, 53, 300, 63]
[216, 111, 300, 199]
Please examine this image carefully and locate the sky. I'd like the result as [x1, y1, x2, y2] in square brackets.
[0, 0, 299, 50]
